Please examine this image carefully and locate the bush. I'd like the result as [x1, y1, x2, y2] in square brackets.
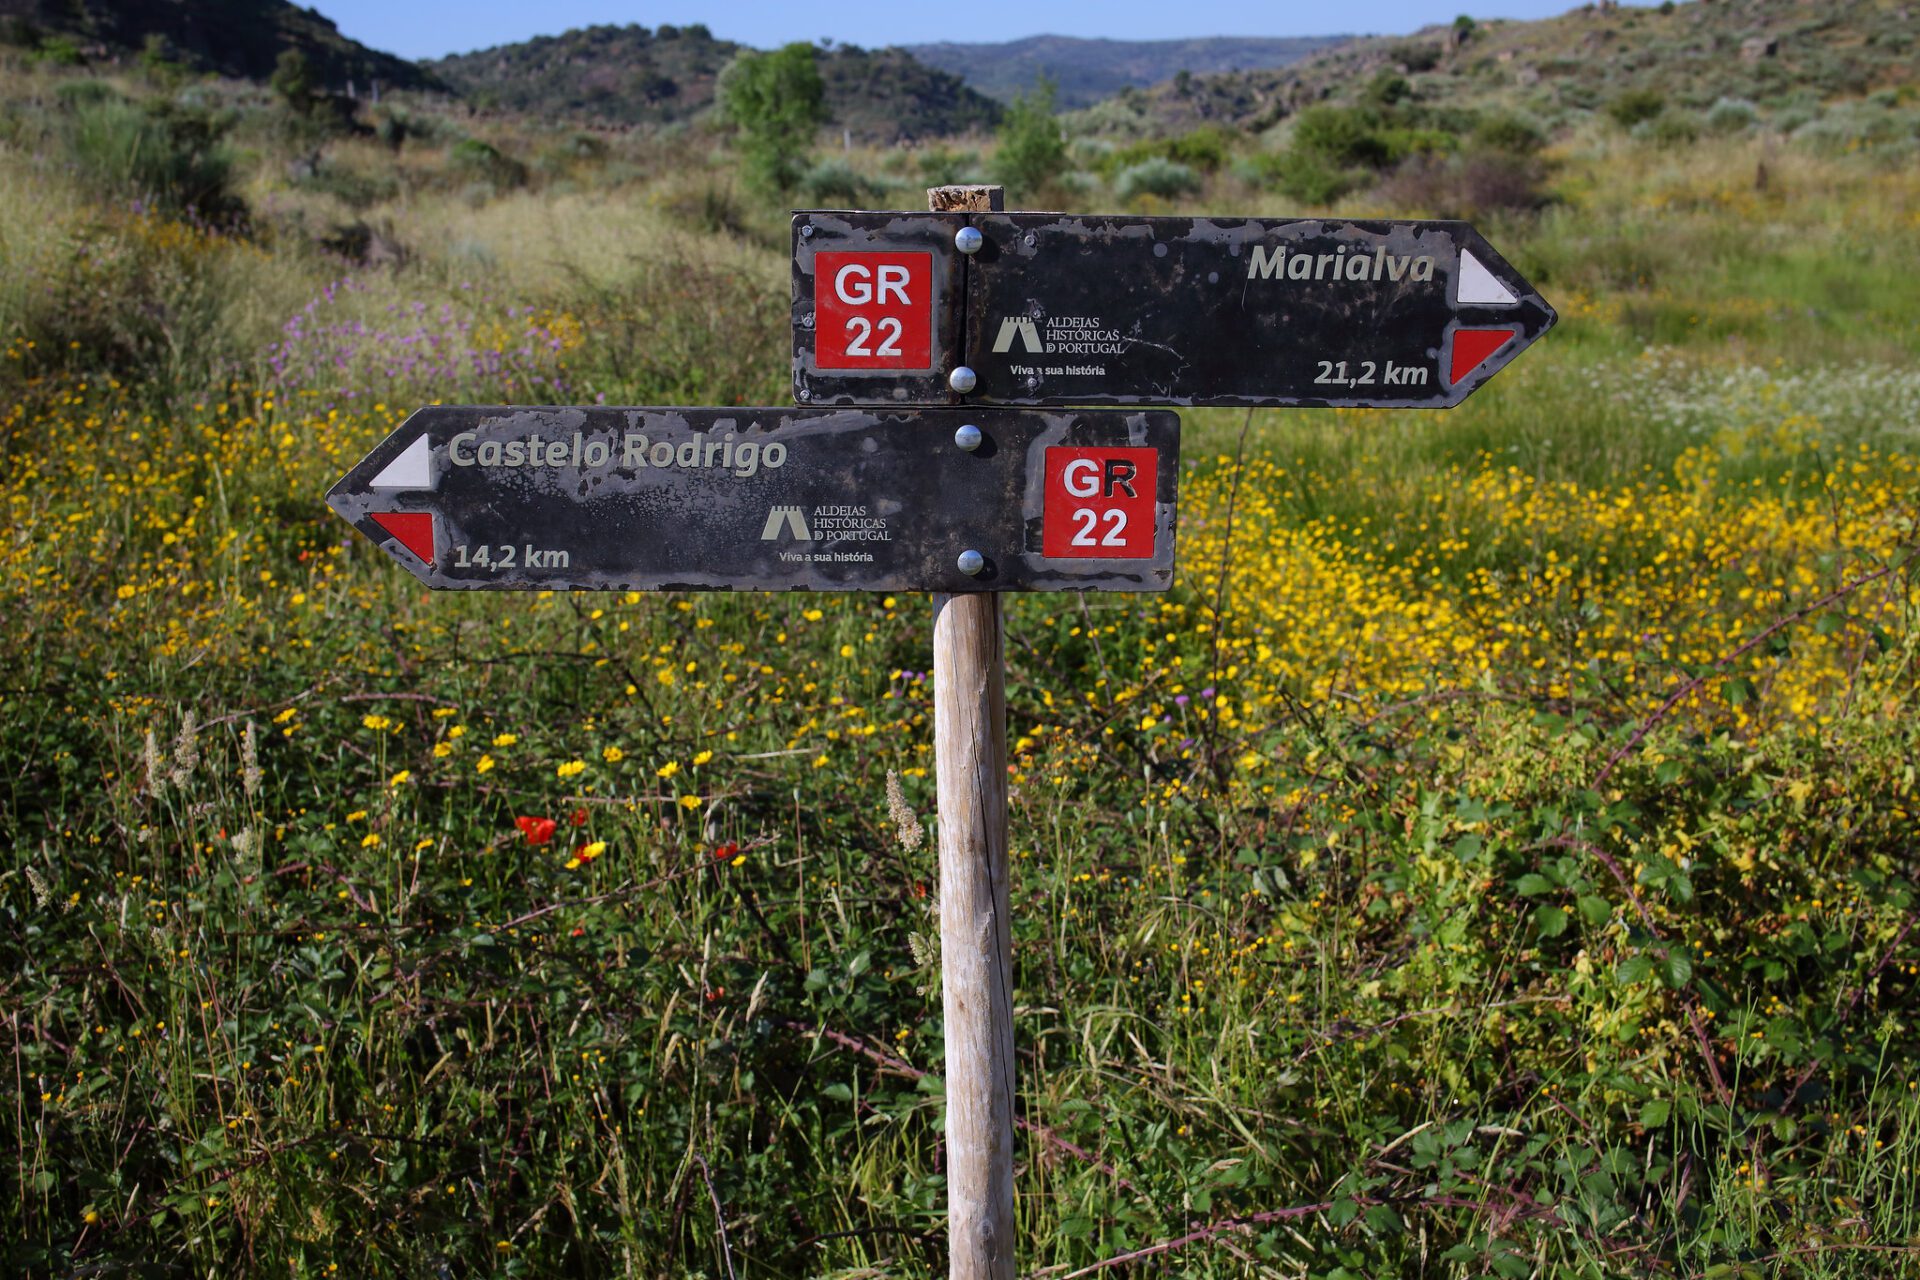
[799, 159, 880, 207]
[1705, 97, 1760, 133]
[1388, 40, 1443, 72]
[1606, 88, 1667, 128]
[1635, 112, 1701, 147]
[1291, 104, 1396, 168]
[448, 138, 528, 192]
[1375, 151, 1550, 218]
[1258, 148, 1360, 206]
[994, 77, 1068, 198]
[1113, 157, 1201, 203]
[1473, 112, 1547, 155]
[59, 98, 244, 223]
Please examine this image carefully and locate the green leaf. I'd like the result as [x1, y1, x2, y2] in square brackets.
[1577, 894, 1612, 925]
[1640, 1099, 1670, 1128]
[1662, 951, 1693, 989]
[1535, 905, 1569, 939]
[1515, 873, 1554, 896]
[1328, 1197, 1360, 1227]
[1617, 955, 1655, 986]
[822, 1083, 853, 1102]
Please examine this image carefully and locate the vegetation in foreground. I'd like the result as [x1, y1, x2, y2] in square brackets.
[3, 26, 1920, 1280]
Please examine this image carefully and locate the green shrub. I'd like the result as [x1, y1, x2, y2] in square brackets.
[994, 76, 1068, 199]
[59, 98, 243, 222]
[448, 138, 528, 192]
[1258, 148, 1360, 206]
[1705, 97, 1760, 133]
[1291, 104, 1395, 168]
[1473, 112, 1547, 155]
[1389, 40, 1443, 72]
[1636, 111, 1701, 147]
[799, 159, 880, 207]
[1606, 88, 1667, 128]
[1113, 157, 1200, 203]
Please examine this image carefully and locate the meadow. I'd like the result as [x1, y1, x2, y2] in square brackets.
[3, 53, 1920, 1279]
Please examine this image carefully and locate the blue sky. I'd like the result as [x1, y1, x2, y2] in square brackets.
[314, 0, 1618, 62]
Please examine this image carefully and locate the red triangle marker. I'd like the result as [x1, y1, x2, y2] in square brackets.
[370, 512, 436, 566]
[1449, 327, 1517, 386]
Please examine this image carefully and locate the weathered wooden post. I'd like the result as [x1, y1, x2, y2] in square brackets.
[927, 182, 1016, 1280]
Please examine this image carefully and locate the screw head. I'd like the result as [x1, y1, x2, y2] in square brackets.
[953, 423, 983, 452]
[957, 549, 986, 576]
[954, 226, 984, 255]
[948, 366, 978, 394]
[796, 387, 811, 400]
[800, 223, 815, 238]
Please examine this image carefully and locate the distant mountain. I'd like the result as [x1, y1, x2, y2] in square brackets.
[0, 0, 440, 92]
[903, 35, 1350, 108]
[427, 25, 1000, 140]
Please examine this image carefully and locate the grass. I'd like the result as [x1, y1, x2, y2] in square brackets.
[3, 52, 1920, 1279]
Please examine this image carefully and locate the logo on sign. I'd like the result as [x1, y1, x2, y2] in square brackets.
[814, 251, 933, 371]
[991, 317, 1045, 355]
[1042, 447, 1157, 560]
[760, 505, 815, 542]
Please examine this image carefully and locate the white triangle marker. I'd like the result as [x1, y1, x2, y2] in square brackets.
[1457, 250, 1518, 306]
[369, 434, 434, 490]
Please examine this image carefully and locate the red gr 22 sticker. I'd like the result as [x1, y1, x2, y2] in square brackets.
[1042, 447, 1158, 559]
[814, 251, 934, 370]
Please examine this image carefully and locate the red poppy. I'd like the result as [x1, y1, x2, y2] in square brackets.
[515, 815, 557, 846]
[712, 841, 739, 861]
[568, 807, 589, 827]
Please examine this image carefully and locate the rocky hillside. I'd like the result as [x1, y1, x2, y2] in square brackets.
[0, 0, 439, 91]
[1087, 0, 1917, 135]
[427, 24, 1000, 140]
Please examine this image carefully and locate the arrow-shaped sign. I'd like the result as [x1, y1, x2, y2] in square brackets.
[327, 405, 1180, 593]
[793, 213, 1555, 409]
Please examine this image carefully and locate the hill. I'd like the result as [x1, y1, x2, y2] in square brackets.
[0, 0, 439, 92]
[904, 34, 1350, 109]
[1090, 0, 1918, 135]
[427, 25, 1001, 141]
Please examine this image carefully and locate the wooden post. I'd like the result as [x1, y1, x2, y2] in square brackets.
[929, 184, 1016, 1280]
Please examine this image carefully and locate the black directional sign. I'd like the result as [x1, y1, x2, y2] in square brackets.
[327, 406, 1180, 593]
[792, 213, 1555, 409]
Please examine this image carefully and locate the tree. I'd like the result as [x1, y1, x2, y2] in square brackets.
[270, 48, 316, 116]
[994, 76, 1066, 198]
[716, 42, 827, 193]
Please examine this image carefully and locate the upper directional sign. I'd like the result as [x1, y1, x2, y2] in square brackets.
[327, 406, 1179, 594]
[792, 213, 1555, 409]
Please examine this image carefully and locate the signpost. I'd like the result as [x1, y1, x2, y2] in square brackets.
[330, 182, 1554, 1280]
[794, 212, 1555, 408]
[326, 404, 1179, 594]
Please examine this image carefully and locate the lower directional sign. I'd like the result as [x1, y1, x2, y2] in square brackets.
[327, 406, 1180, 593]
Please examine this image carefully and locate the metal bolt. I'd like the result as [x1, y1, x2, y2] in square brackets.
[954, 226, 984, 255]
[953, 423, 983, 452]
[800, 223, 815, 238]
[957, 549, 986, 576]
[797, 387, 811, 400]
[1023, 233, 1036, 248]
[948, 366, 978, 394]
